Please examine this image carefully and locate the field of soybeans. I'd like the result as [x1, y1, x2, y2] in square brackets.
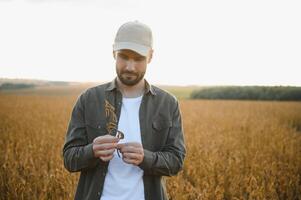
[0, 85, 301, 200]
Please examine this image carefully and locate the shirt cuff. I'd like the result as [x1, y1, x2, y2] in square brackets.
[138, 149, 155, 171]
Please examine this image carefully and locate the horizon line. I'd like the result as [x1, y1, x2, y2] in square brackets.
[0, 76, 301, 88]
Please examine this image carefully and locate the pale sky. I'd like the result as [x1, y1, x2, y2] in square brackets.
[0, 0, 300, 86]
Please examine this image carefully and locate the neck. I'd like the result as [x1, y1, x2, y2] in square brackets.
[117, 78, 145, 98]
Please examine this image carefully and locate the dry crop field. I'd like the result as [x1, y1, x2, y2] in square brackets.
[0, 87, 301, 200]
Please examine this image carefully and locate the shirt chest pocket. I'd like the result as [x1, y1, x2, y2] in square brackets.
[85, 120, 108, 143]
[151, 118, 172, 150]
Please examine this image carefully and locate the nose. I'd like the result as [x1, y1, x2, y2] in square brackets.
[125, 59, 135, 71]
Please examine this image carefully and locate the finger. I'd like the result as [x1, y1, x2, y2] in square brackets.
[122, 157, 136, 164]
[94, 148, 115, 157]
[93, 143, 118, 151]
[116, 143, 126, 149]
[94, 135, 120, 144]
[120, 146, 143, 154]
[122, 157, 137, 165]
[117, 142, 142, 148]
[93, 135, 120, 144]
[126, 142, 142, 147]
[100, 154, 114, 162]
[122, 152, 142, 160]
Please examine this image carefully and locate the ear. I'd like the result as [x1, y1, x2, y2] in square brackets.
[113, 51, 116, 59]
[147, 49, 153, 64]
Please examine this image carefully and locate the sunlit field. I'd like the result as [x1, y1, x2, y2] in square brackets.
[0, 86, 301, 200]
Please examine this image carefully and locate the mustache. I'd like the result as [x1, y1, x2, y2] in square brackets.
[121, 70, 138, 75]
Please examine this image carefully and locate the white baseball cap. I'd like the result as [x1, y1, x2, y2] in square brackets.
[113, 21, 153, 56]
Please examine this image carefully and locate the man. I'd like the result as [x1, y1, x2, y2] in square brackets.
[63, 20, 186, 200]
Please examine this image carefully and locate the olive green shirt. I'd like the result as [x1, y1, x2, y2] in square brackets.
[63, 79, 186, 200]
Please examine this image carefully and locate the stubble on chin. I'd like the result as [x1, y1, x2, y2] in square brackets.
[118, 72, 144, 86]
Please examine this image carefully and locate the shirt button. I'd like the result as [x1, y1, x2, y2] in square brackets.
[97, 192, 101, 196]
[97, 125, 101, 129]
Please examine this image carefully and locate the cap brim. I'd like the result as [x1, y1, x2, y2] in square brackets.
[113, 42, 150, 56]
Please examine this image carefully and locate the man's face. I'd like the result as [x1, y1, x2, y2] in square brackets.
[114, 49, 152, 86]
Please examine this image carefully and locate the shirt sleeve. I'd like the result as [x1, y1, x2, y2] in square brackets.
[138, 100, 186, 176]
[62, 92, 99, 172]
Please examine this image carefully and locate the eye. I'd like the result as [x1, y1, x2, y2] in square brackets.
[118, 53, 128, 60]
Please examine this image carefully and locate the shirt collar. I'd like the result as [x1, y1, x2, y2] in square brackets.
[105, 78, 156, 96]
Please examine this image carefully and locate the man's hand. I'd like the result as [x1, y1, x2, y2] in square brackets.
[117, 142, 144, 166]
[93, 135, 120, 162]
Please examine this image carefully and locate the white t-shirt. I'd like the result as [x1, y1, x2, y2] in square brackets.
[101, 96, 145, 200]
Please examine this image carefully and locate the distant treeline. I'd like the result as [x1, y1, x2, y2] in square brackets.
[44, 81, 69, 86]
[0, 83, 35, 90]
[190, 86, 301, 101]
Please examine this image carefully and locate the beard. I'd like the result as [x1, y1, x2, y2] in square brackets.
[116, 68, 145, 86]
